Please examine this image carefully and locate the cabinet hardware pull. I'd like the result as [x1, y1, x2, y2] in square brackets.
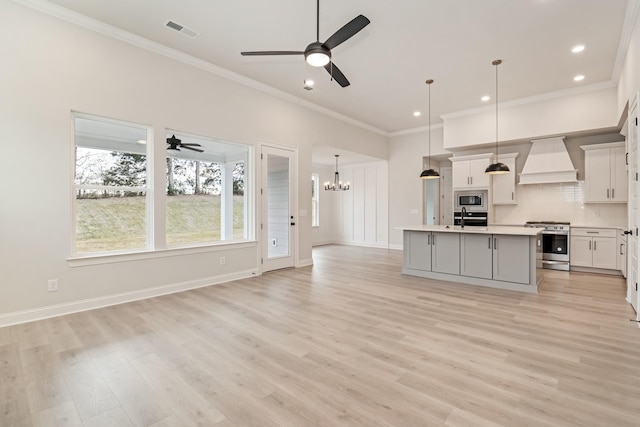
[594, 241, 597, 251]
[494, 237, 497, 249]
[607, 188, 610, 199]
[428, 234, 431, 245]
[589, 241, 592, 250]
[612, 188, 615, 199]
[488, 237, 491, 249]
[621, 244, 624, 255]
[586, 231, 599, 234]
[432, 235, 436, 245]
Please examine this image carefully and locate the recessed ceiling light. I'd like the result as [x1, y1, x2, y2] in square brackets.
[574, 74, 585, 82]
[413, 111, 421, 117]
[481, 95, 490, 102]
[136, 139, 147, 144]
[571, 45, 585, 53]
[304, 79, 314, 86]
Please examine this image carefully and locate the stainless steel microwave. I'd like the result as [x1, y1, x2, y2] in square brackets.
[454, 190, 488, 211]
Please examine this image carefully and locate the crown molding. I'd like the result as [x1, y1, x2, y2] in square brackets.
[612, 0, 640, 82]
[12, 0, 387, 137]
[388, 123, 444, 138]
[440, 81, 616, 121]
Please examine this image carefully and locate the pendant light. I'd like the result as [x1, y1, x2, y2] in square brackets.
[324, 154, 350, 191]
[485, 59, 510, 175]
[420, 79, 440, 179]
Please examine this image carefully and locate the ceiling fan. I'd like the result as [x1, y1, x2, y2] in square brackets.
[166, 135, 204, 153]
[240, 0, 370, 87]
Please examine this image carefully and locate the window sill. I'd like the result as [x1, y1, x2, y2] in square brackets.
[68, 240, 257, 268]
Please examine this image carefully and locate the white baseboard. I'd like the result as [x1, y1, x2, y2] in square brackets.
[0, 269, 258, 328]
[337, 240, 390, 249]
[297, 258, 314, 267]
[388, 244, 403, 251]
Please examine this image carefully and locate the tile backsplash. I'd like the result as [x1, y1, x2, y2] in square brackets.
[493, 181, 627, 227]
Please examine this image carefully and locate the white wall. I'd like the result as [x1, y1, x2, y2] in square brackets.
[443, 86, 619, 150]
[311, 164, 340, 245]
[617, 1, 640, 117]
[0, 1, 387, 323]
[388, 127, 446, 247]
[312, 161, 389, 248]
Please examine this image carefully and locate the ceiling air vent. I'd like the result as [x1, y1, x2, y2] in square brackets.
[165, 21, 199, 39]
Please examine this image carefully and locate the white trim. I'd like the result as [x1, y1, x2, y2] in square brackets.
[612, 0, 640, 82]
[389, 123, 444, 138]
[297, 258, 314, 267]
[337, 240, 390, 249]
[0, 269, 257, 328]
[68, 240, 257, 267]
[441, 81, 616, 120]
[12, 0, 386, 137]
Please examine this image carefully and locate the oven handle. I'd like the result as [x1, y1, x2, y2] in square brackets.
[541, 260, 569, 265]
[541, 231, 570, 235]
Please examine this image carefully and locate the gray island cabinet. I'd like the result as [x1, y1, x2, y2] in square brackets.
[402, 225, 544, 293]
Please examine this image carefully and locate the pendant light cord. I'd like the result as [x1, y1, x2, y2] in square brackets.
[494, 60, 500, 161]
[428, 81, 431, 169]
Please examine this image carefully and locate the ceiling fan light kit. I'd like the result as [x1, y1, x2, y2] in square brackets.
[485, 59, 510, 175]
[241, 0, 369, 87]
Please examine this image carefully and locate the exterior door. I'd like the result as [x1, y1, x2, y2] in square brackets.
[261, 145, 296, 272]
[628, 97, 638, 314]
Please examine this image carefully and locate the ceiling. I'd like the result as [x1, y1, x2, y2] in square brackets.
[39, 0, 630, 136]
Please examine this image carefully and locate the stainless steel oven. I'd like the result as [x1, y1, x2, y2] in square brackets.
[454, 211, 488, 227]
[525, 221, 570, 271]
[454, 190, 488, 212]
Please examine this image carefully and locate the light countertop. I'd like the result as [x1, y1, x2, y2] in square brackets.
[400, 225, 544, 236]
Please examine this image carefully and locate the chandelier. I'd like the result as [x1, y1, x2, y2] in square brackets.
[324, 154, 350, 191]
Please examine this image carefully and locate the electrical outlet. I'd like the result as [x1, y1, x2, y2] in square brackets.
[47, 279, 58, 292]
[219, 256, 226, 265]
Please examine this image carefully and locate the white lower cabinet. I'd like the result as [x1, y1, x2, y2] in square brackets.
[493, 235, 530, 284]
[431, 232, 460, 275]
[403, 231, 459, 274]
[618, 233, 627, 278]
[403, 231, 432, 271]
[460, 234, 530, 284]
[461, 234, 493, 279]
[570, 228, 618, 270]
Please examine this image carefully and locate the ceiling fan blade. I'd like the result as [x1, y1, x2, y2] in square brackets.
[180, 143, 202, 147]
[182, 146, 204, 153]
[324, 62, 350, 87]
[241, 51, 304, 56]
[322, 15, 370, 50]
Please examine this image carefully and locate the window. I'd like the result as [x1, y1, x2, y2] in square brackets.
[165, 131, 250, 246]
[311, 173, 319, 227]
[73, 115, 150, 255]
[73, 114, 253, 256]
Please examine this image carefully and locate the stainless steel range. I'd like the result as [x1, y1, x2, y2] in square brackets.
[525, 221, 570, 271]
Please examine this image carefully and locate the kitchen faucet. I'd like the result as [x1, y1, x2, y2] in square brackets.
[461, 207, 467, 229]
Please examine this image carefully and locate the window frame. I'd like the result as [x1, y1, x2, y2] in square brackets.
[71, 112, 153, 257]
[311, 173, 320, 227]
[69, 113, 256, 263]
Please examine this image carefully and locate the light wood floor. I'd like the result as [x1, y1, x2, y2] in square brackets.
[2, 245, 640, 426]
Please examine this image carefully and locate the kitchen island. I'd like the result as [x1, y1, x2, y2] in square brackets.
[401, 225, 544, 293]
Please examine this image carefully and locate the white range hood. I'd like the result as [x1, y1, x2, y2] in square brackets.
[519, 137, 578, 185]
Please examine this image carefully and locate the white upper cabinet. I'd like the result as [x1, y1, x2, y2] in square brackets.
[492, 153, 518, 205]
[582, 142, 627, 203]
[450, 154, 493, 189]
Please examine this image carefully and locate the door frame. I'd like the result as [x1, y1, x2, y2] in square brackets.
[259, 142, 298, 273]
[627, 94, 639, 318]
